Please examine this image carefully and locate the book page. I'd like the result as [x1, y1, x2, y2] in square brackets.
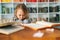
[23, 23, 49, 30]
[36, 21, 54, 27]
[36, 21, 60, 27]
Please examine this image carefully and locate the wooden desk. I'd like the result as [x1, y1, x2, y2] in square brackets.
[0, 28, 60, 40]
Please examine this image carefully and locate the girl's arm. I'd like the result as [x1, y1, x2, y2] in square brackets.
[37, 17, 47, 21]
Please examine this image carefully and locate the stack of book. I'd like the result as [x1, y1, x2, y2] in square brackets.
[49, 0, 58, 2]
[49, 14, 59, 23]
[38, 7, 48, 13]
[26, 0, 37, 2]
[0, 26, 24, 35]
[2, 0, 11, 2]
[49, 6, 59, 12]
[0, 21, 24, 35]
[27, 7, 37, 13]
[38, 0, 48, 2]
[14, 0, 24, 2]
[2, 6, 9, 14]
[2, 6, 13, 14]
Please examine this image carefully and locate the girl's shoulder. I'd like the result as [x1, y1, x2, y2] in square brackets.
[24, 18, 32, 22]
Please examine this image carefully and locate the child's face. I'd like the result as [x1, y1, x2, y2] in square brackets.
[16, 9, 26, 20]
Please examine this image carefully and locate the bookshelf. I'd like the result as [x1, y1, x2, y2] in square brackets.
[0, 0, 60, 23]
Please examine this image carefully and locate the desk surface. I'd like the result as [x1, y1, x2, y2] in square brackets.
[0, 28, 60, 40]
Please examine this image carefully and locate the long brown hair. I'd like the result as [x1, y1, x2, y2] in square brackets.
[14, 3, 29, 19]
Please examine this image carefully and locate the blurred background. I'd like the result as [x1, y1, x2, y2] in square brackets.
[0, 0, 60, 23]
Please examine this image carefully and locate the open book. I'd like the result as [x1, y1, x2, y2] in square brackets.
[23, 21, 60, 30]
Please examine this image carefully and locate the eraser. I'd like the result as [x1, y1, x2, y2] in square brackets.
[46, 28, 54, 32]
[33, 31, 44, 38]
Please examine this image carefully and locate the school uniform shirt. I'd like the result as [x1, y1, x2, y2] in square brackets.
[14, 18, 32, 24]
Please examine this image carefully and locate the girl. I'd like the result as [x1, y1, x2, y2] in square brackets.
[14, 4, 32, 24]
[13, 3, 46, 24]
